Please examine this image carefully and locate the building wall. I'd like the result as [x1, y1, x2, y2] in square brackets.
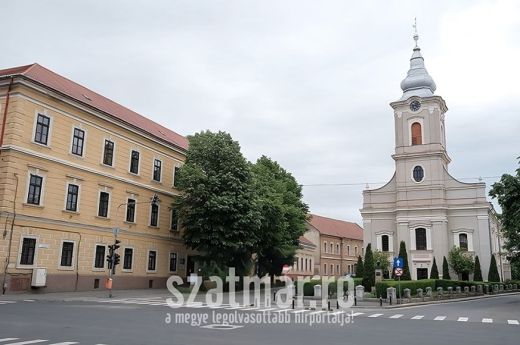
[320, 234, 362, 277]
[0, 81, 193, 293]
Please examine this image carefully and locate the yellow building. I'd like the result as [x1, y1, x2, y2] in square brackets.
[0, 63, 195, 293]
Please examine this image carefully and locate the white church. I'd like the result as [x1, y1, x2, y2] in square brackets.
[361, 31, 510, 281]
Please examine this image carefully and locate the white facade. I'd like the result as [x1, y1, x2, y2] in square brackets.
[361, 33, 508, 281]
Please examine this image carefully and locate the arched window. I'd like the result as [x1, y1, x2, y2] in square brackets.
[330, 264, 333, 275]
[415, 228, 427, 250]
[336, 243, 340, 254]
[411, 122, 422, 145]
[330, 243, 333, 253]
[347, 245, 350, 256]
[459, 234, 468, 251]
[382, 235, 389, 252]
[323, 264, 327, 275]
[323, 242, 327, 253]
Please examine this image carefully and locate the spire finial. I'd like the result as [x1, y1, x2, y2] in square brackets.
[413, 17, 419, 48]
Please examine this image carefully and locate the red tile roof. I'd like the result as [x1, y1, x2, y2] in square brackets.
[0, 63, 188, 150]
[298, 235, 316, 247]
[308, 214, 363, 240]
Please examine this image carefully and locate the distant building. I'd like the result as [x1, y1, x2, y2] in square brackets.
[291, 214, 363, 278]
[0, 64, 196, 293]
[361, 32, 510, 281]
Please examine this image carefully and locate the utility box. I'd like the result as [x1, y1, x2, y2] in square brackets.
[31, 268, 47, 287]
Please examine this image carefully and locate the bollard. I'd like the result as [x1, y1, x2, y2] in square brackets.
[389, 295, 392, 305]
[336, 300, 339, 309]
[379, 297, 383, 307]
[354, 296, 357, 306]
[292, 299, 295, 309]
[274, 291, 277, 302]
[328, 300, 331, 311]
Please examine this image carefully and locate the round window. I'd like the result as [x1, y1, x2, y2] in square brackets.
[413, 166, 424, 182]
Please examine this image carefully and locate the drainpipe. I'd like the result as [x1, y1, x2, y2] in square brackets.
[0, 77, 14, 151]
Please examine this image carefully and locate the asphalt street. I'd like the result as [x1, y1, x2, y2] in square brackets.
[0, 293, 518, 345]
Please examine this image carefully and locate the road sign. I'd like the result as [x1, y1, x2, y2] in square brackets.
[395, 268, 403, 277]
[393, 257, 404, 268]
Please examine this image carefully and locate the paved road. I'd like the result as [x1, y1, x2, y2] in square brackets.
[0, 293, 518, 344]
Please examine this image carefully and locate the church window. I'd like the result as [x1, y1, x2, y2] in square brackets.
[411, 122, 422, 145]
[459, 234, 468, 251]
[415, 228, 427, 250]
[382, 235, 389, 252]
[413, 166, 424, 182]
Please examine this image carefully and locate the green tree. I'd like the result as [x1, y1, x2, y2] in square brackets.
[356, 255, 364, 278]
[489, 159, 520, 264]
[363, 244, 375, 290]
[442, 256, 451, 280]
[473, 255, 483, 281]
[251, 156, 308, 278]
[373, 250, 390, 277]
[174, 131, 260, 275]
[430, 257, 439, 279]
[488, 255, 501, 282]
[396, 241, 411, 280]
[448, 246, 474, 280]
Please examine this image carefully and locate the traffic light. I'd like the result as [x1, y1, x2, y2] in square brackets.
[110, 240, 121, 274]
[114, 239, 121, 251]
[114, 253, 120, 266]
[106, 245, 114, 269]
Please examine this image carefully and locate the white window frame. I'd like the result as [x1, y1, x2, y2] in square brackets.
[101, 137, 116, 167]
[452, 229, 474, 252]
[169, 251, 178, 273]
[92, 244, 107, 271]
[31, 111, 53, 147]
[147, 249, 158, 273]
[152, 157, 163, 183]
[58, 240, 76, 270]
[25, 169, 46, 206]
[63, 181, 81, 213]
[70, 125, 87, 157]
[129, 148, 141, 175]
[149, 202, 160, 228]
[17, 235, 38, 269]
[96, 187, 112, 218]
[411, 164, 426, 184]
[410, 226, 432, 251]
[408, 117, 425, 146]
[125, 196, 137, 224]
[122, 246, 134, 273]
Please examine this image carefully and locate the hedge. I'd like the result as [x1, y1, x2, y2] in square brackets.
[376, 279, 435, 298]
[296, 278, 362, 296]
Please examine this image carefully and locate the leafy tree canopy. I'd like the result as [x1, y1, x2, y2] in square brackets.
[448, 246, 474, 277]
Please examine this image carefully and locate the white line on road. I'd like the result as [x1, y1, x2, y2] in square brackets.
[482, 318, 493, 323]
[411, 315, 424, 320]
[48, 342, 79, 345]
[434, 316, 447, 321]
[507, 320, 519, 325]
[258, 308, 277, 312]
[352, 312, 364, 317]
[308, 311, 326, 315]
[290, 309, 308, 314]
[328, 311, 345, 316]
[457, 317, 468, 322]
[389, 314, 403, 319]
[368, 313, 383, 318]
[0, 340, 19, 343]
[3, 340, 48, 345]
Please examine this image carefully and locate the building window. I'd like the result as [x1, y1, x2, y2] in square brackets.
[65, 184, 79, 212]
[411, 122, 422, 145]
[150, 204, 159, 227]
[34, 114, 50, 145]
[415, 228, 427, 250]
[125, 198, 136, 223]
[169, 252, 177, 272]
[330, 264, 333, 275]
[71, 127, 85, 156]
[20, 237, 36, 265]
[130, 150, 140, 174]
[347, 245, 350, 256]
[323, 242, 327, 253]
[173, 166, 181, 187]
[153, 159, 162, 182]
[94, 245, 105, 268]
[60, 241, 74, 267]
[123, 248, 133, 270]
[330, 243, 333, 253]
[170, 209, 179, 231]
[354, 246, 358, 257]
[336, 243, 340, 254]
[323, 264, 327, 275]
[413, 166, 424, 182]
[27, 174, 43, 205]
[103, 140, 114, 166]
[148, 251, 157, 271]
[382, 235, 389, 252]
[336, 265, 340, 274]
[98, 192, 110, 217]
[459, 234, 468, 251]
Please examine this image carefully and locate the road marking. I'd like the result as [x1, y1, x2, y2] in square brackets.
[482, 318, 493, 323]
[200, 324, 244, 330]
[0, 301, 16, 304]
[273, 309, 291, 313]
[258, 308, 277, 312]
[4, 340, 48, 345]
[457, 317, 468, 322]
[389, 314, 403, 319]
[48, 342, 79, 345]
[368, 313, 383, 318]
[507, 320, 519, 325]
[328, 311, 345, 316]
[291, 309, 308, 314]
[434, 316, 446, 321]
[0, 340, 19, 343]
[240, 307, 260, 311]
[23, 300, 35, 302]
[411, 315, 424, 320]
[224, 306, 244, 310]
[352, 312, 364, 317]
[309, 310, 326, 315]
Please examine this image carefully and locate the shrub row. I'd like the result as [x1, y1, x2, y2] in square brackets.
[375, 279, 436, 298]
[296, 278, 363, 296]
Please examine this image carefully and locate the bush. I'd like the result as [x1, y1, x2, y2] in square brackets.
[297, 278, 362, 296]
[375, 279, 435, 298]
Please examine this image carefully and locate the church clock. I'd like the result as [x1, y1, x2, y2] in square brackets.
[409, 100, 421, 112]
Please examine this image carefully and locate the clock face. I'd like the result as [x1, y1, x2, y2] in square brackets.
[410, 100, 421, 112]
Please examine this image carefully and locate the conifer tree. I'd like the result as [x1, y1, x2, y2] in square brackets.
[430, 257, 439, 279]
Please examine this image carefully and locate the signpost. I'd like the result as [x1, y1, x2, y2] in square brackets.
[394, 257, 404, 304]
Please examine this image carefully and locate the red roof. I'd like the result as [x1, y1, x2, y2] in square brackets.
[308, 214, 363, 240]
[0, 63, 188, 150]
[298, 235, 315, 247]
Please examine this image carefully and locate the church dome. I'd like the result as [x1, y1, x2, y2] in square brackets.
[400, 32, 436, 100]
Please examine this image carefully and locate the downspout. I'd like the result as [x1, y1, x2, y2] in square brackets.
[0, 77, 14, 151]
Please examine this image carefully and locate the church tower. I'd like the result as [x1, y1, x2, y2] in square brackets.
[361, 28, 505, 281]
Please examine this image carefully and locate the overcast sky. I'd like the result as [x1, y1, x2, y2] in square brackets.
[3, 0, 519, 224]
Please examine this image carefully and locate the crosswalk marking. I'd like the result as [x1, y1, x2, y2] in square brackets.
[48, 342, 79, 345]
[389, 314, 403, 319]
[411, 315, 424, 320]
[482, 318, 493, 323]
[457, 317, 468, 322]
[368, 313, 383, 318]
[507, 320, 519, 325]
[0, 301, 16, 304]
[273, 309, 291, 313]
[291, 309, 308, 314]
[0, 340, 19, 343]
[328, 311, 345, 316]
[4, 340, 48, 345]
[258, 308, 277, 312]
[308, 310, 326, 315]
[434, 316, 446, 321]
[351, 312, 364, 317]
